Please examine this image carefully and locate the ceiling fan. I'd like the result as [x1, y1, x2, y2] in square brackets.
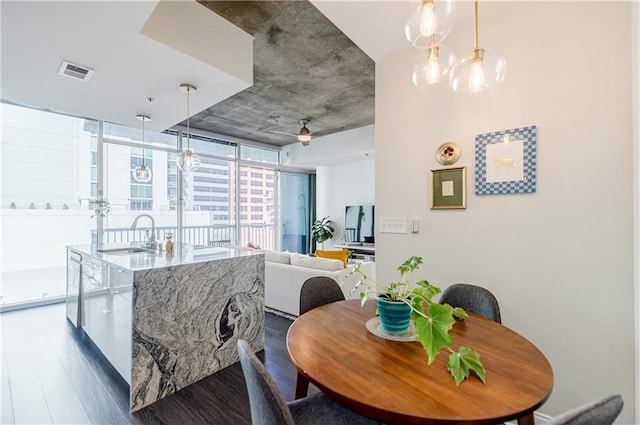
[269, 119, 313, 146]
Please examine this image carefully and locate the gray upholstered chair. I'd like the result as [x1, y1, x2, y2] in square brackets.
[439, 283, 502, 323]
[547, 394, 623, 425]
[299, 276, 345, 316]
[237, 340, 381, 425]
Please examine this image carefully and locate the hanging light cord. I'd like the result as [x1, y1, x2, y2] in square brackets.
[186, 86, 191, 152]
[473, 0, 479, 50]
[141, 118, 145, 167]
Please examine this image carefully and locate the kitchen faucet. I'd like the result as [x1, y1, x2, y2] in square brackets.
[130, 214, 156, 248]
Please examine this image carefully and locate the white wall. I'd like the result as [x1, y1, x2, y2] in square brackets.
[316, 158, 375, 246]
[281, 124, 374, 169]
[376, 2, 635, 423]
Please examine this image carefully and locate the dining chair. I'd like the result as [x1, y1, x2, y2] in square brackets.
[546, 394, 623, 425]
[299, 276, 345, 316]
[439, 283, 502, 323]
[237, 339, 381, 425]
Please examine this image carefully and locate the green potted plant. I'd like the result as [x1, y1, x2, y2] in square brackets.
[311, 216, 334, 250]
[90, 198, 111, 219]
[346, 256, 486, 386]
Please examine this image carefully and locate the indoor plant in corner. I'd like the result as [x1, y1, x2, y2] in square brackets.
[346, 256, 486, 386]
[311, 216, 334, 250]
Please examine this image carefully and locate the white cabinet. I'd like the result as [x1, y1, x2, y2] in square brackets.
[82, 260, 133, 384]
[66, 249, 83, 327]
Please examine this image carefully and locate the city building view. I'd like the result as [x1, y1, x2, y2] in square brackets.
[0, 103, 311, 310]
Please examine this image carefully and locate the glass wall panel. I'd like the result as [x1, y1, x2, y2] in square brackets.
[238, 165, 276, 250]
[181, 135, 237, 247]
[0, 103, 97, 307]
[102, 122, 177, 149]
[101, 132, 178, 246]
[188, 135, 236, 158]
[241, 145, 279, 164]
[280, 172, 310, 254]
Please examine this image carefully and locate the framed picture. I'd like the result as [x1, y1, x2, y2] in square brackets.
[430, 167, 466, 209]
[475, 125, 537, 195]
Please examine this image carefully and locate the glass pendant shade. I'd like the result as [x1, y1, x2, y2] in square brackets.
[177, 148, 201, 172]
[404, 0, 455, 48]
[412, 44, 457, 91]
[450, 48, 506, 95]
[132, 114, 152, 183]
[132, 164, 152, 182]
[177, 83, 200, 172]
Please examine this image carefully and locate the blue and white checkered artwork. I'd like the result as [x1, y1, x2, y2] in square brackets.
[475, 125, 537, 195]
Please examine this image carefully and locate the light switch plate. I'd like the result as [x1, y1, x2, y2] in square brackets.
[410, 217, 421, 234]
[380, 217, 407, 234]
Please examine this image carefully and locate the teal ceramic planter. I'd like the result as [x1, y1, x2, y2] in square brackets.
[376, 297, 412, 334]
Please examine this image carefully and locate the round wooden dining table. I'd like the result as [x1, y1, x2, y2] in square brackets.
[286, 300, 553, 425]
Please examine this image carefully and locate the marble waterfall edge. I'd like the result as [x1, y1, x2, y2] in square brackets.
[130, 255, 265, 411]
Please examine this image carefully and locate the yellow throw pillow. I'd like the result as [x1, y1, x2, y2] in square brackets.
[315, 249, 349, 268]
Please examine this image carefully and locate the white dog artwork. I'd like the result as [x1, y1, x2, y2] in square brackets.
[485, 139, 524, 183]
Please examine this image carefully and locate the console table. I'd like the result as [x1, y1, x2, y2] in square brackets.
[334, 244, 375, 262]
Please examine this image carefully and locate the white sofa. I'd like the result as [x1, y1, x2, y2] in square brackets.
[261, 251, 375, 316]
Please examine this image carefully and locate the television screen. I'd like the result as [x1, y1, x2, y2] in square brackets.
[344, 205, 375, 243]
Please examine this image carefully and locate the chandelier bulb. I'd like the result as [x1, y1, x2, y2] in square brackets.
[404, 0, 455, 48]
[425, 46, 441, 84]
[468, 48, 486, 93]
[419, 1, 436, 37]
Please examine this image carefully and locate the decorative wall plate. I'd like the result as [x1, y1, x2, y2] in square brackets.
[436, 142, 461, 165]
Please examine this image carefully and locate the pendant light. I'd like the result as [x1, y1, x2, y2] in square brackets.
[412, 35, 457, 91]
[404, 0, 455, 48]
[132, 114, 152, 183]
[297, 119, 312, 146]
[176, 83, 201, 173]
[450, 1, 506, 95]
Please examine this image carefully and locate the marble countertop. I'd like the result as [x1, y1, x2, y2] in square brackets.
[66, 243, 262, 271]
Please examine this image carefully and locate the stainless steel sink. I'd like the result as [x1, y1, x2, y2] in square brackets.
[97, 247, 155, 256]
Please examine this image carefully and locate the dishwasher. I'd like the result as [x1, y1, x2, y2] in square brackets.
[66, 249, 83, 327]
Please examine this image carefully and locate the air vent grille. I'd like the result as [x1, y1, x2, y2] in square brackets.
[58, 61, 94, 81]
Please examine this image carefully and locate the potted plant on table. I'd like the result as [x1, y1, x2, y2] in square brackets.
[345, 256, 486, 385]
[311, 216, 334, 250]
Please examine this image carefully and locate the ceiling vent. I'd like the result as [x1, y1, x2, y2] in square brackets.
[58, 61, 94, 81]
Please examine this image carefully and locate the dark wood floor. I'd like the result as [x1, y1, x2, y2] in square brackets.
[1, 302, 308, 424]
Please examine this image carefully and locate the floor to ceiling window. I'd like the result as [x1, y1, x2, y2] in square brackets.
[0, 102, 313, 311]
[0, 103, 97, 308]
[99, 122, 179, 247]
[238, 145, 280, 250]
[280, 172, 311, 254]
[182, 134, 237, 246]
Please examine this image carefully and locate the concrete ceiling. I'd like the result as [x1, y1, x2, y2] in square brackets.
[192, 1, 375, 147]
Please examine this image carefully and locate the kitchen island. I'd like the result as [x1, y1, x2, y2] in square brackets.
[65, 243, 265, 412]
